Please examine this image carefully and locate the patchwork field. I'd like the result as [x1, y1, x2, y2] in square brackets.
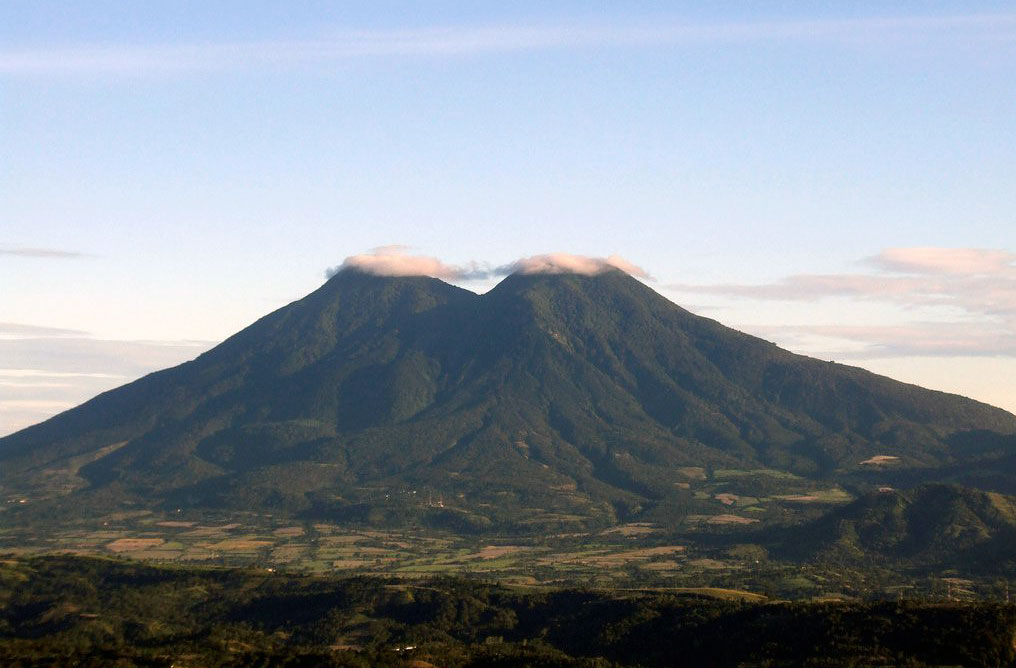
[0, 509, 763, 587]
[0, 466, 882, 591]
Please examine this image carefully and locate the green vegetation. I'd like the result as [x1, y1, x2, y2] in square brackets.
[4, 484, 1016, 599]
[3, 270, 1015, 534]
[775, 483, 1016, 572]
[4, 269, 1016, 661]
[2, 554, 1015, 667]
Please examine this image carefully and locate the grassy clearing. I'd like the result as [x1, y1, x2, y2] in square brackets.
[106, 538, 164, 553]
[272, 526, 304, 537]
[687, 514, 760, 525]
[207, 539, 273, 551]
[672, 587, 766, 601]
[713, 468, 802, 480]
[773, 488, 852, 503]
[859, 455, 900, 466]
[600, 523, 659, 536]
[469, 545, 530, 559]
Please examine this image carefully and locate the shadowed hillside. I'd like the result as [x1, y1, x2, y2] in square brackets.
[2, 269, 1015, 530]
[775, 483, 1016, 571]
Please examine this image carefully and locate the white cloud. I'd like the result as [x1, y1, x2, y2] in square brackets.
[500, 253, 651, 279]
[328, 246, 490, 280]
[330, 248, 651, 281]
[668, 247, 1016, 358]
[867, 247, 1016, 276]
[3, 14, 1014, 75]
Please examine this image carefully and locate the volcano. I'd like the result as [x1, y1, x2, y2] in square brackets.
[3, 268, 1015, 529]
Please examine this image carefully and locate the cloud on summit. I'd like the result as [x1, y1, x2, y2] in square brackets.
[327, 246, 490, 281]
[497, 253, 651, 279]
[329, 248, 650, 281]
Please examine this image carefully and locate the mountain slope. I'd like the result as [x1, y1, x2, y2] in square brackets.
[2, 269, 1015, 529]
[775, 483, 1016, 572]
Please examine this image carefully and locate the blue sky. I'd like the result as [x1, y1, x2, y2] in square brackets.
[2, 2, 1015, 435]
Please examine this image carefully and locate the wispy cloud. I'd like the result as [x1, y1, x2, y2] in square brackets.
[670, 247, 1016, 358]
[0, 336, 214, 437]
[0, 322, 89, 338]
[0, 338, 213, 377]
[868, 247, 1016, 276]
[672, 247, 1016, 313]
[1, 399, 80, 438]
[749, 322, 1016, 359]
[0, 245, 86, 259]
[3, 13, 1014, 75]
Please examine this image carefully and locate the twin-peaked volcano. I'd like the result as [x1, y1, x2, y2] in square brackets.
[2, 268, 1015, 528]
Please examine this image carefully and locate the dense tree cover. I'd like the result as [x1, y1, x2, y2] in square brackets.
[5, 270, 1016, 663]
[3, 270, 1015, 532]
[765, 483, 1016, 574]
[2, 555, 1015, 667]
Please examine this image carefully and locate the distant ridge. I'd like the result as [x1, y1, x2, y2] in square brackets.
[776, 483, 1016, 570]
[2, 268, 1015, 529]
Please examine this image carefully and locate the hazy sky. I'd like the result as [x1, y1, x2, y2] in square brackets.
[2, 2, 1015, 435]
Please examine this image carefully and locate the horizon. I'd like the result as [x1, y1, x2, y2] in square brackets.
[3, 2, 1015, 435]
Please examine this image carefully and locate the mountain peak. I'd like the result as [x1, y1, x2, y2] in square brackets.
[3, 265, 1015, 531]
[488, 264, 644, 298]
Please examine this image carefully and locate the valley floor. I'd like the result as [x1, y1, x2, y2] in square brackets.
[1, 507, 1013, 601]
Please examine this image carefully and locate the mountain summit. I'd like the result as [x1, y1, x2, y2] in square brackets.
[3, 268, 1015, 529]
